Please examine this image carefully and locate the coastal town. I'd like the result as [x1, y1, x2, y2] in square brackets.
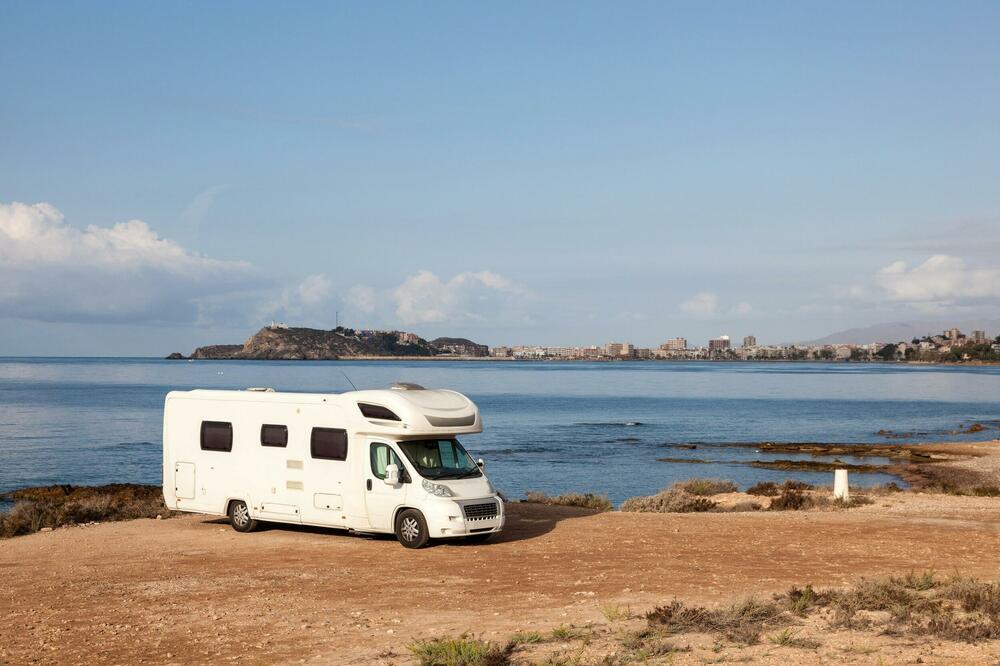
[487, 327, 1000, 362]
[209, 322, 1000, 363]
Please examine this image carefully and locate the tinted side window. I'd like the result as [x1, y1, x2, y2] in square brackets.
[260, 424, 288, 447]
[311, 427, 347, 460]
[358, 403, 401, 421]
[200, 421, 232, 452]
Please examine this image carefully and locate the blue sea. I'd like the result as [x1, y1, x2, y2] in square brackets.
[1, 358, 998, 507]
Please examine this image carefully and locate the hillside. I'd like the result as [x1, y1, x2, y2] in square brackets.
[184, 326, 437, 360]
[800, 318, 1000, 345]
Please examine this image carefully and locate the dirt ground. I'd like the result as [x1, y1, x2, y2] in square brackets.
[3, 481, 1000, 665]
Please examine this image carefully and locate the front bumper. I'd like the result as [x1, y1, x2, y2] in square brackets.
[423, 496, 505, 538]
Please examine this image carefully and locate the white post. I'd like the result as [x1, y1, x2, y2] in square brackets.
[834, 469, 849, 500]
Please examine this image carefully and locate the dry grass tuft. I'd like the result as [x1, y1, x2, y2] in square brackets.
[522, 491, 613, 512]
[620, 478, 748, 513]
[671, 478, 739, 496]
[600, 603, 632, 622]
[646, 598, 786, 644]
[620, 489, 717, 513]
[747, 480, 815, 497]
[772, 572, 1000, 642]
[0, 484, 170, 539]
[409, 635, 514, 666]
[766, 488, 873, 512]
[768, 488, 814, 511]
[899, 464, 1000, 497]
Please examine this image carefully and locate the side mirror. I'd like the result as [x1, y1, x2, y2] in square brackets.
[477, 458, 485, 470]
[384, 463, 400, 485]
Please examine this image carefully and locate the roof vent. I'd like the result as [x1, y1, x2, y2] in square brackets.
[246, 387, 275, 392]
[391, 382, 426, 391]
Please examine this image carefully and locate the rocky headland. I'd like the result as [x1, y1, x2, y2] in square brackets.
[170, 326, 445, 360]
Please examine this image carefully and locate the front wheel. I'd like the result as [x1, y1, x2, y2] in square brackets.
[229, 500, 258, 533]
[395, 509, 429, 548]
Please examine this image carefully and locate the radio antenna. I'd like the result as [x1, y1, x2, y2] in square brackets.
[339, 370, 358, 392]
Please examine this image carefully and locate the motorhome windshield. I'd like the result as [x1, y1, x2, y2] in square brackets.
[397, 439, 481, 480]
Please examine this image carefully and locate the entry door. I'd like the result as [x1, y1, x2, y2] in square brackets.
[174, 462, 196, 499]
[364, 442, 408, 530]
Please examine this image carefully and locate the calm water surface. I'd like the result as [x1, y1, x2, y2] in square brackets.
[1, 359, 998, 505]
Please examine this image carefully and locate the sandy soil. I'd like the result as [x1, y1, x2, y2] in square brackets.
[4, 443, 1000, 665]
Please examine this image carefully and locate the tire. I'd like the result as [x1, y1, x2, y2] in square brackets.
[395, 509, 429, 548]
[228, 500, 258, 533]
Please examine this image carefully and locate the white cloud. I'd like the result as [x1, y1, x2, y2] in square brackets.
[294, 274, 333, 307]
[258, 274, 337, 323]
[876, 255, 1000, 303]
[0, 201, 258, 324]
[679, 292, 753, 319]
[347, 285, 377, 314]
[731, 302, 753, 316]
[180, 184, 232, 226]
[392, 270, 529, 325]
[680, 292, 719, 317]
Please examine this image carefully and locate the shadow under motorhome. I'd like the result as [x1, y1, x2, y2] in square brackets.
[162, 383, 503, 548]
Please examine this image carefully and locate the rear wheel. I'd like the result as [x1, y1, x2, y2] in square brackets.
[395, 509, 429, 548]
[228, 500, 257, 533]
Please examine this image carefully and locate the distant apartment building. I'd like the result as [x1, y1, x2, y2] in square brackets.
[945, 328, 962, 340]
[397, 331, 421, 345]
[742, 335, 757, 348]
[972, 330, 987, 344]
[660, 337, 687, 351]
[605, 342, 634, 357]
[708, 335, 731, 351]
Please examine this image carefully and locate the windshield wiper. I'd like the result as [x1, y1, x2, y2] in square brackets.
[454, 468, 482, 479]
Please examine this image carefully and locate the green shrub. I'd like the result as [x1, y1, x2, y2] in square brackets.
[522, 491, 613, 512]
[0, 484, 170, 539]
[746, 481, 780, 496]
[620, 489, 717, 513]
[768, 489, 814, 511]
[409, 636, 514, 666]
[671, 478, 738, 496]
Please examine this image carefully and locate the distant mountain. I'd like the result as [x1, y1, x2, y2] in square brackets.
[181, 326, 438, 360]
[800, 319, 1000, 346]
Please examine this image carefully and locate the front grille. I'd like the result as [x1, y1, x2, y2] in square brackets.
[462, 501, 499, 521]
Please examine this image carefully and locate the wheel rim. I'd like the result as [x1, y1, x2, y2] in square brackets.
[401, 516, 420, 541]
[233, 503, 249, 527]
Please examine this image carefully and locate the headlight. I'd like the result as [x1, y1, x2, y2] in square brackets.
[422, 479, 454, 497]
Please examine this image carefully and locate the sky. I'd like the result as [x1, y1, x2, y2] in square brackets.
[1, 2, 999, 355]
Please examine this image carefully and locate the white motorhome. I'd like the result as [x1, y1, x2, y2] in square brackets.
[162, 383, 504, 548]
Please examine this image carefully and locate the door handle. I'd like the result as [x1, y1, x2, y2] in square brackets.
[366, 479, 372, 491]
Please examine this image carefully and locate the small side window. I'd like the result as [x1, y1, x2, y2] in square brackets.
[311, 427, 348, 461]
[358, 403, 401, 421]
[200, 421, 232, 452]
[260, 424, 288, 447]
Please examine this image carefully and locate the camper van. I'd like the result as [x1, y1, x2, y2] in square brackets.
[162, 383, 503, 548]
